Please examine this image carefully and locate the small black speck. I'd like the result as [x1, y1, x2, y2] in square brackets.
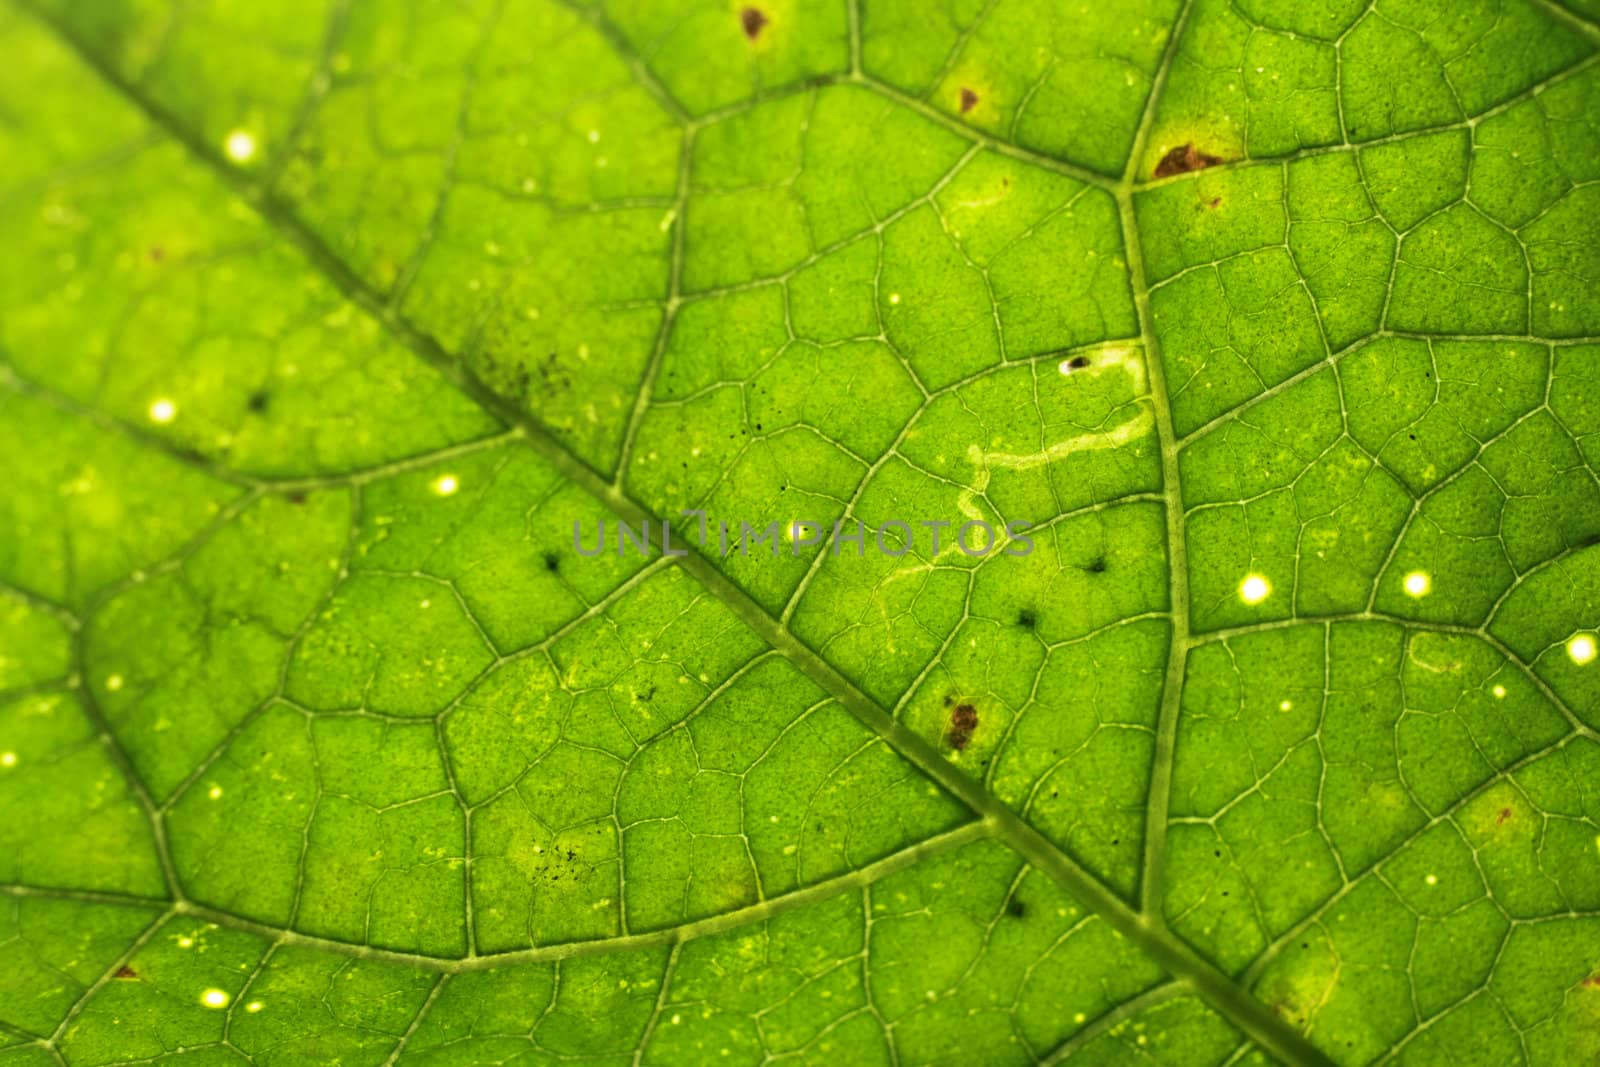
[1085, 557, 1108, 574]
[1006, 898, 1026, 918]
[247, 389, 271, 413]
[542, 552, 560, 573]
[1066, 355, 1091, 371]
[1016, 608, 1037, 629]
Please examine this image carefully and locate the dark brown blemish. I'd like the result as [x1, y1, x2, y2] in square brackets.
[1584, 975, 1600, 989]
[1084, 557, 1108, 574]
[1064, 355, 1092, 372]
[740, 6, 768, 40]
[1016, 608, 1037, 630]
[959, 87, 980, 114]
[1497, 807, 1514, 825]
[1207, 196, 1223, 209]
[542, 551, 561, 573]
[114, 965, 138, 979]
[148, 246, 165, 263]
[286, 490, 307, 506]
[1153, 143, 1223, 179]
[1006, 897, 1026, 918]
[947, 702, 979, 751]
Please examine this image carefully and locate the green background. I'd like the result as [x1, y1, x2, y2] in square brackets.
[1, 0, 1599, 1063]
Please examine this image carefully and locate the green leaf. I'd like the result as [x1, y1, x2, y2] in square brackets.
[2, 0, 1599, 1064]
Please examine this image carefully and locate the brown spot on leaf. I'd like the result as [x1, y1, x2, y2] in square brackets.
[947, 703, 979, 751]
[959, 87, 979, 113]
[1153, 143, 1224, 179]
[1065, 355, 1091, 371]
[114, 965, 138, 979]
[740, 6, 768, 40]
[1207, 196, 1223, 209]
[1497, 807, 1514, 825]
[1584, 975, 1600, 989]
[148, 246, 165, 263]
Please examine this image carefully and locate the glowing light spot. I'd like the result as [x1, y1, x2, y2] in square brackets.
[430, 474, 459, 497]
[1569, 633, 1597, 666]
[200, 988, 230, 1009]
[0, 752, 15, 769]
[208, 785, 223, 800]
[1279, 700, 1292, 712]
[1074, 1013, 1087, 1024]
[889, 293, 900, 305]
[1403, 571, 1432, 598]
[1238, 574, 1271, 605]
[1425, 874, 1438, 887]
[587, 129, 600, 143]
[148, 398, 177, 424]
[1493, 685, 1507, 699]
[245, 1001, 264, 1014]
[177, 936, 194, 949]
[223, 130, 257, 163]
[106, 674, 124, 691]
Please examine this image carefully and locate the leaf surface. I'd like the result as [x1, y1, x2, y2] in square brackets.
[2, 0, 1600, 1064]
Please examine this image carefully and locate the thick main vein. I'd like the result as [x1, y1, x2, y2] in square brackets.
[1122, 0, 1196, 927]
[23, 7, 1333, 1065]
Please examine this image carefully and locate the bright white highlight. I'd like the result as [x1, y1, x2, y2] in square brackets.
[1239, 574, 1271, 605]
[224, 130, 257, 163]
[1403, 571, 1431, 598]
[431, 474, 459, 497]
[208, 785, 223, 800]
[245, 1001, 264, 1014]
[1569, 633, 1597, 666]
[0, 752, 15, 769]
[200, 988, 230, 1009]
[1492, 685, 1507, 699]
[148, 398, 177, 424]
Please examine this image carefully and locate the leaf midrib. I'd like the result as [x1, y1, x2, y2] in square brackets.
[19, 5, 1335, 1064]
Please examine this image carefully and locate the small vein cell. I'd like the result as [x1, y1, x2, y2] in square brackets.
[223, 130, 256, 163]
[200, 988, 230, 1009]
[148, 398, 177, 424]
[1238, 574, 1271, 605]
[430, 474, 460, 497]
[1569, 633, 1597, 666]
[1403, 571, 1431, 598]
